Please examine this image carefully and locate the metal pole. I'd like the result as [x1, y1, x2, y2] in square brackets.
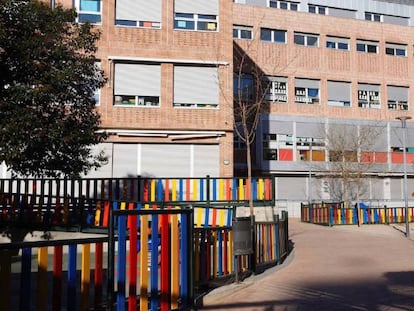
[308, 140, 313, 205]
[396, 116, 411, 238]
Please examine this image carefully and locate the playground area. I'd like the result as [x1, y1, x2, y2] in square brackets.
[0, 176, 289, 311]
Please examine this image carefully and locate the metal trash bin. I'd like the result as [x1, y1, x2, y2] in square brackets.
[232, 216, 253, 256]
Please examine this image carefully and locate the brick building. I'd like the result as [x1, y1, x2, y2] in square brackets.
[49, 0, 414, 205]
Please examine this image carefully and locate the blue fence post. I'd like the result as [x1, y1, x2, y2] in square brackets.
[67, 244, 77, 311]
[329, 206, 333, 227]
[117, 213, 126, 311]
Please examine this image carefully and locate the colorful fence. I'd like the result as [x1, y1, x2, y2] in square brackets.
[301, 202, 414, 226]
[1, 201, 289, 311]
[0, 237, 108, 311]
[0, 176, 274, 232]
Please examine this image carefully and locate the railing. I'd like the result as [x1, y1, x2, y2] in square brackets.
[1, 202, 289, 311]
[255, 211, 289, 268]
[0, 175, 274, 203]
[0, 176, 274, 232]
[0, 236, 108, 311]
[301, 202, 414, 226]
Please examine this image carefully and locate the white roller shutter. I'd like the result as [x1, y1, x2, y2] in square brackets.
[114, 63, 160, 96]
[387, 85, 408, 102]
[327, 81, 351, 102]
[116, 0, 162, 22]
[141, 144, 191, 177]
[193, 145, 219, 177]
[174, 66, 219, 105]
[112, 144, 138, 177]
[174, 0, 218, 15]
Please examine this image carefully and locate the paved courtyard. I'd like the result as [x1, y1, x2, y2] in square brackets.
[201, 219, 414, 311]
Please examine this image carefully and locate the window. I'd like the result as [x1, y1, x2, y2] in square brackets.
[174, 13, 217, 31]
[326, 36, 349, 51]
[262, 133, 293, 161]
[174, 0, 218, 31]
[115, 0, 161, 28]
[297, 137, 325, 161]
[308, 4, 326, 14]
[295, 79, 320, 104]
[365, 12, 381, 22]
[233, 25, 253, 40]
[329, 150, 357, 162]
[356, 40, 379, 54]
[234, 135, 246, 149]
[269, 1, 298, 11]
[260, 28, 286, 44]
[174, 66, 219, 108]
[75, 0, 101, 24]
[93, 62, 102, 106]
[387, 85, 409, 111]
[365, 12, 408, 26]
[328, 81, 351, 107]
[385, 43, 407, 57]
[358, 83, 380, 109]
[234, 74, 253, 101]
[294, 32, 319, 47]
[263, 77, 288, 102]
[113, 63, 161, 107]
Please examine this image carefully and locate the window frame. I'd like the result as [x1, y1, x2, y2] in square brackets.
[174, 12, 218, 32]
[358, 84, 381, 109]
[294, 78, 320, 105]
[356, 40, 379, 54]
[264, 77, 288, 103]
[308, 4, 326, 15]
[75, 0, 102, 24]
[327, 81, 351, 107]
[385, 42, 407, 57]
[326, 36, 349, 51]
[365, 12, 382, 22]
[269, 0, 298, 11]
[113, 63, 161, 108]
[294, 32, 319, 47]
[387, 85, 409, 111]
[233, 25, 253, 40]
[260, 28, 287, 44]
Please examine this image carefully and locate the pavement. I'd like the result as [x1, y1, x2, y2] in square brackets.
[200, 219, 414, 311]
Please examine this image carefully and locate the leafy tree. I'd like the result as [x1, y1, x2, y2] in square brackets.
[0, 0, 107, 178]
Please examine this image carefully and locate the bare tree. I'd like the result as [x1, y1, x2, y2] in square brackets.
[319, 122, 384, 214]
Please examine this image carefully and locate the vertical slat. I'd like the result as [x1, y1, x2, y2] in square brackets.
[150, 213, 159, 311]
[94, 243, 103, 308]
[140, 214, 149, 311]
[53, 246, 63, 311]
[81, 244, 91, 311]
[185, 179, 190, 201]
[160, 214, 170, 311]
[170, 214, 180, 310]
[0, 249, 11, 311]
[20, 248, 32, 311]
[180, 212, 189, 306]
[38, 246, 48, 311]
[128, 203, 137, 311]
[238, 178, 244, 200]
[192, 179, 198, 201]
[68, 244, 77, 311]
[117, 214, 127, 311]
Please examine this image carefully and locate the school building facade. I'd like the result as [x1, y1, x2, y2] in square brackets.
[33, 0, 414, 206]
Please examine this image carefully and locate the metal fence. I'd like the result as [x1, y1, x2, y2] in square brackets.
[301, 202, 414, 226]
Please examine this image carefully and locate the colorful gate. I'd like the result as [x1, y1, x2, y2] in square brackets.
[108, 205, 194, 311]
